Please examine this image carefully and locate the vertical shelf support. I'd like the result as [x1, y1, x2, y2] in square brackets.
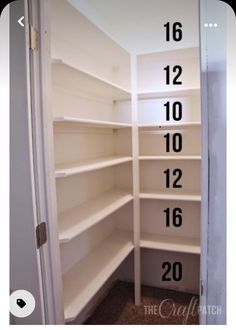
[131, 53, 141, 305]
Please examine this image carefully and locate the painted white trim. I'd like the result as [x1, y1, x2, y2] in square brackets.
[23, 0, 46, 323]
[131, 53, 141, 305]
[27, 0, 65, 324]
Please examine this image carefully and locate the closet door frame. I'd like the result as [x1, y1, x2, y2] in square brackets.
[10, 0, 46, 324]
[26, 0, 227, 325]
[26, 0, 65, 324]
[199, 0, 227, 324]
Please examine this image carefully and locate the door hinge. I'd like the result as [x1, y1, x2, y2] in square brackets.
[29, 25, 39, 50]
[36, 222, 47, 248]
[200, 279, 204, 296]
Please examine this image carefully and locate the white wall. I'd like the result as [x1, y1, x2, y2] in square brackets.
[68, 0, 199, 54]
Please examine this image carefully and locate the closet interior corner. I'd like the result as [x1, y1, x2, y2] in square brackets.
[48, 0, 202, 324]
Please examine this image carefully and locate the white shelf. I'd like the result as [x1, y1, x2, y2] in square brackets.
[52, 59, 131, 101]
[140, 232, 200, 254]
[54, 117, 132, 129]
[140, 190, 201, 202]
[138, 88, 200, 100]
[63, 230, 133, 322]
[55, 156, 133, 178]
[59, 189, 133, 243]
[139, 121, 201, 130]
[139, 155, 201, 160]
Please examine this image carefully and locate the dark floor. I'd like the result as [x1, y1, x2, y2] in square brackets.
[84, 281, 199, 325]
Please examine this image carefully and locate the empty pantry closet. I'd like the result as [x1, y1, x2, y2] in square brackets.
[47, 0, 202, 324]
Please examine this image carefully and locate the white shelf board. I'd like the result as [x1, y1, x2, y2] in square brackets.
[140, 190, 201, 202]
[63, 230, 133, 322]
[52, 59, 131, 100]
[139, 121, 201, 130]
[55, 156, 133, 178]
[59, 189, 133, 243]
[139, 155, 201, 160]
[54, 116, 131, 129]
[138, 88, 200, 99]
[140, 232, 200, 254]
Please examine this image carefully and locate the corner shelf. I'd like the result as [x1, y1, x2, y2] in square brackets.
[140, 190, 201, 202]
[138, 88, 200, 100]
[139, 156, 201, 160]
[138, 121, 201, 130]
[54, 117, 132, 129]
[50, 0, 202, 318]
[63, 230, 134, 322]
[52, 59, 131, 101]
[55, 156, 133, 178]
[140, 232, 200, 254]
[59, 189, 133, 243]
